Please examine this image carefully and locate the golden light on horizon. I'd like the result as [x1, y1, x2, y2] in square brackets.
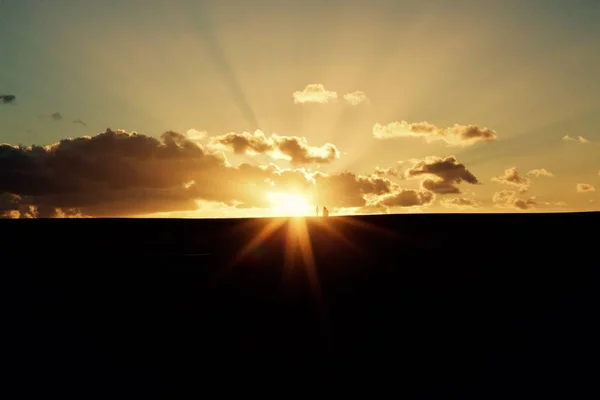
[267, 192, 313, 217]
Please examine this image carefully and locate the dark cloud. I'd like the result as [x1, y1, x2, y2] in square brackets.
[0, 193, 32, 218]
[208, 130, 340, 165]
[373, 121, 497, 147]
[72, 119, 87, 127]
[0, 129, 398, 218]
[313, 172, 393, 208]
[376, 188, 435, 208]
[0, 129, 240, 217]
[492, 167, 530, 192]
[0, 94, 16, 104]
[311, 171, 436, 213]
[0, 192, 85, 218]
[404, 155, 479, 194]
[51, 112, 63, 121]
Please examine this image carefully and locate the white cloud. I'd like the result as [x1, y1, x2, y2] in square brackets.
[186, 129, 207, 141]
[343, 91, 369, 106]
[293, 84, 338, 104]
[527, 168, 553, 177]
[562, 135, 589, 144]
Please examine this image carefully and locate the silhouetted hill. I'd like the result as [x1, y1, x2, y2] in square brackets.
[2, 213, 598, 398]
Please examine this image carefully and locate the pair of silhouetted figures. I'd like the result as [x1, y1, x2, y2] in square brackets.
[316, 206, 329, 217]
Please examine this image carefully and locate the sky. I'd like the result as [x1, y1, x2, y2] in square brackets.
[1, 0, 599, 218]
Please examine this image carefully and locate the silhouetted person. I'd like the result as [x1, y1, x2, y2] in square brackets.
[316, 206, 320, 217]
[323, 207, 329, 217]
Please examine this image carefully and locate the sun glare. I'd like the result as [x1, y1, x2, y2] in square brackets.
[267, 192, 312, 217]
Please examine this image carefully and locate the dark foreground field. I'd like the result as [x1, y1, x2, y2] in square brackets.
[2, 213, 599, 398]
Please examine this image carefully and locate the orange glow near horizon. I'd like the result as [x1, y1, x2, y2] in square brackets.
[267, 192, 313, 217]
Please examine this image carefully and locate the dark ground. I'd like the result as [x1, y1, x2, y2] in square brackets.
[1, 213, 598, 398]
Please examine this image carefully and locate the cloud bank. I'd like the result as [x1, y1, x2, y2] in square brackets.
[0, 129, 435, 218]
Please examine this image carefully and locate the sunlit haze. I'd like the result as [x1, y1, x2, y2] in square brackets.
[268, 192, 312, 217]
[1, 0, 599, 218]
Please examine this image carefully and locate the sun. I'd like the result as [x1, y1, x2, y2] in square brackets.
[267, 192, 313, 217]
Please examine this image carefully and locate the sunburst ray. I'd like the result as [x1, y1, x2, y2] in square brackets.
[211, 217, 287, 284]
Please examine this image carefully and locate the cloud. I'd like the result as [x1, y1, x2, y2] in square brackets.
[0, 192, 85, 218]
[441, 197, 480, 209]
[492, 167, 530, 192]
[0, 94, 16, 104]
[0, 129, 393, 218]
[538, 200, 568, 207]
[186, 128, 207, 141]
[373, 161, 407, 178]
[373, 120, 497, 147]
[374, 166, 401, 178]
[208, 130, 340, 165]
[72, 119, 87, 127]
[313, 172, 394, 208]
[527, 168, 553, 177]
[293, 84, 338, 104]
[493, 190, 536, 210]
[576, 183, 595, 193]
[373, 188, 435, 209]
[51, 112, 63, 121]
[0, 129, 286, 217]
[312, 171, 434, 212]
[562, 135, 589, 144]
[343, 91, 369, 106]
[404, 155, 479, 194]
